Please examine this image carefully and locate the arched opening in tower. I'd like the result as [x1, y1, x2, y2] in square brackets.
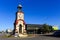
[19, 24, 22, 33]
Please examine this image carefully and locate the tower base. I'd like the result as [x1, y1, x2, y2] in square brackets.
[19, 33, 28, 37]
[14, 33, 28, 38]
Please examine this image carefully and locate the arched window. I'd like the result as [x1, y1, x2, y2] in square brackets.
[19, 24, 22, 33]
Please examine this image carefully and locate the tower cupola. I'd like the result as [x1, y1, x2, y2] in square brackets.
[17, 4, 22, 12]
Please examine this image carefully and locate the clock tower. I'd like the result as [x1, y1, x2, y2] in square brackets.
[14, 4, 27, 37]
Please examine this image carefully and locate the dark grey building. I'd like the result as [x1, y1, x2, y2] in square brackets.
[26, 24, 43, 34]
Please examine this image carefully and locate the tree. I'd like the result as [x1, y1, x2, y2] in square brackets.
[6, 29, 8, 33]
[49, 25, 54, 32]
[42, 24, 53, 33]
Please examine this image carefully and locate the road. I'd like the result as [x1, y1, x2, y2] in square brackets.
[0, 33, 60, 40]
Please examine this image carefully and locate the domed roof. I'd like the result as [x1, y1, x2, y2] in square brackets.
[18, 4, 22, 8]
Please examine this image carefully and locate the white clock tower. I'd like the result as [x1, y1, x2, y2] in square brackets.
[14, 4, 27, 37]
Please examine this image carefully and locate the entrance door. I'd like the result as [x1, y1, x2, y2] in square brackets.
[19, 24, 22, 33]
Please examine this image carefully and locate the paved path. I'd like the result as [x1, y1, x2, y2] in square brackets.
[0, 33, 60, 40]
[0, 35, 60, 40]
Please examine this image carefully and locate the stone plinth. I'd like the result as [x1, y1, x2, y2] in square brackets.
[19, 34, 28, 37]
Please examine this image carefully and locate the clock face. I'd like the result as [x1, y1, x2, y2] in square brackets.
[18, 13, 23, 19]
[19, 15, 22, 18]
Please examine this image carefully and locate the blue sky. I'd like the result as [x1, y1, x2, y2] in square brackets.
[0, 0, 60, 31]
